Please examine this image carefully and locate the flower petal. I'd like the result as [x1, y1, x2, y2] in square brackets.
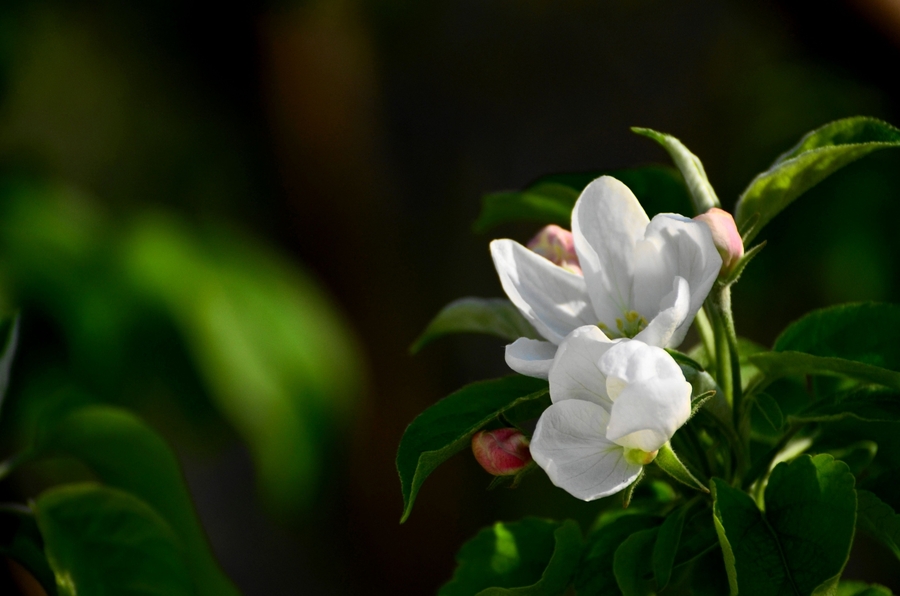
[491, 239, 595, 344]
[634, 276, 691, 348]
[598, 339, 685, 391]
[548, 325, 616, 407]
[632, 214, 721, 346]
[606, 377, 692, 452]
[505, 338, 557, 379]
[571, 176, 649, 330]
[531, 400, 642, 501]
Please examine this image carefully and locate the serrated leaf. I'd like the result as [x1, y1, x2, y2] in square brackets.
[397, 376, 549, 522]
[439, 517, 582, 596]
[735, 117, 900, 244]
[472, 165, 692, 233]
[34, 483, 195, 596]
[652, 502, 690, 591]
[575, 514, 660, 595]
[789, 388, 900, 424]
[34, 406, 238, 596]
[856, 489, 900, 560]
[0, 505, 57, 595]
[613, 527, 658, 596]
[632, 127, 719, 214]
[712, 454, 857, 596]
[411, 298, 539, 353]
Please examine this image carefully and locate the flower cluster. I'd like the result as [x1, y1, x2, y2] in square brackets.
[490, 175, 727, 499]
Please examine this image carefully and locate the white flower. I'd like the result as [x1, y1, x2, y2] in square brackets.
[529, 326, 691, 500]
[491, 176, 721, 379]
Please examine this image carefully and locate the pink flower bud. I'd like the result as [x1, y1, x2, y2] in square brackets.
[471, 428, 532, 476]
[694, 208, 744, 275]
[527, 225, 582, 275]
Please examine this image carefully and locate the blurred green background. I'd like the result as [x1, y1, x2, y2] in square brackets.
[0, 0, 898, 593]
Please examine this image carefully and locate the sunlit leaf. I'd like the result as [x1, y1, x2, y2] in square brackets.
[439, 518, 581, 596]
[735, 117, 900, 244]
[837, 582, 894, 596]
[411, 298, 539, 353]
[397, 376, 548, 522]
[34, 406, 238, 596]
[712, 455, 856, 595]
[34, 483, 195, 596]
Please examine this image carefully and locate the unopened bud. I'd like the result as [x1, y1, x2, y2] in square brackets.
[694, 208, 744, 275]
[472, 428, 532, 476]
[527, 225, 582, 275]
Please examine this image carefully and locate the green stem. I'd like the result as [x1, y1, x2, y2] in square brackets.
[695, 307, 715, 366]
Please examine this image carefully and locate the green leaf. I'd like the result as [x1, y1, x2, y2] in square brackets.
[397, 376, 549, 522]
[735, 117, 900, 244]
[411, 298, 539, 353]
[0, 313, 20, 419]
[654, 443, 708, 493]
[0, 505, 57, 595]
[838, 581, 894, 596]
[755, 393, 785, 431]
[631, 127, 720, 214]
[34, 406, 239, 596]
[472, 165, 692, 233]
[856, 489, 900, 559]
[789, 388, 900, 424]
[751, 352, 900, 392]
[712, 454, 857, 596]
[613, 527, 658, 596]
[652, 502, 691, 591]
[34, 483, 195, 596]
[575, 513, 660, 595]
[439, 518, 582, 596]
[825, 441, 877, 477]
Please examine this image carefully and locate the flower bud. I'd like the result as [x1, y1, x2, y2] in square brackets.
[471, 428, 532, 476]
[694, 208, 744, 276]
[527, 225, 582, 275]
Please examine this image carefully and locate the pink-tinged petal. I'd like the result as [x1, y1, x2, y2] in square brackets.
[472, 428, 532, 476]
[531, 400, 642, 501]
[606, 377, 691, 452]
[491, 239, 596, 344]
[505, 338, 557, 379]
[572, 176, 649, 330]
[694, 208, 744, 275]
[634, 277, 691, 348]
[632, 213, 721, 346]
[527, 225, 582, 274]
[548, 325, 616, 407]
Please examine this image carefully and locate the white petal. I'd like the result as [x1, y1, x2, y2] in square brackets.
[491, 239, 596, 344]
[548, 325, 616, 407]
[632, 214, 721, 346]
[531, 400, 642, 501]
[634, 277, 691, 348]
[598, 339, 685, 392]
[571, 177, 649, 330]
[606, 377, 692, 452]
[505, 338, 557, 379]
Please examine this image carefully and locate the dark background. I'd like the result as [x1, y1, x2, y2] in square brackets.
[0, 0, 899, 593]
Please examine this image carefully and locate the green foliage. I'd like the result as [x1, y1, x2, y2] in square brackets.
[856, 489, 900, 560]
[439, 518, 582, 596]
[411, 297, 540, 353]
[34, 483, 195, 596]
[574, 513, 659, 595]
[631, 127, 720, 214]
[651, 501, 690, 591]
[0, 505, 57, 594]
[837, 582, 894, 596]
[653, 443, 708, 493]
[735, 117, 900, 244]
[613, 527, 658, 596]
[33, 405, 239, 596]
[0, 313, 19, 417]
[712, 455, 856, 596]
[472, 165, 692, 233]
[397, 375, 548, 522]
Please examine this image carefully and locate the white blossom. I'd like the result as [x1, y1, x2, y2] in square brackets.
[491, 175, 721, 378]
[529, 326, 691, 500]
